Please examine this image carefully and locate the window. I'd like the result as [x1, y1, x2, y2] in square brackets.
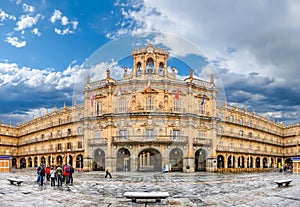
[97, 102, 102, 115]
[199, 131, 206, 139]
[146, 97, 154, 110]
[41, 134, 44, 139]
[136, 62, 142, 76]
[217, 127, 223, 135]
[199, 102, 205, 114]
[67, 129, 71, 136]
[78, 141, 83, 149]
[248, 132, 252, 138]
[119, 98, 127, 112]
[119, 130, 128, 139]
[67, 116, 71, 123]
[172, 130, 181, 139]
[239, 130, 243, 137]
[78, 127, 83, 135]
[174, 99, 180, 111]
[67, 142, 72, 150]
[239, 118, 243, 125]
[57, 130, 61, 137]
[229, 115, 234, 122]
[145, 129, 155, 139]
[57, 143, 62, 151]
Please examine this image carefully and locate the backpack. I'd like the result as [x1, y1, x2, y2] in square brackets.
[40, 168, 45, 176]
[66, 166, 70, 173]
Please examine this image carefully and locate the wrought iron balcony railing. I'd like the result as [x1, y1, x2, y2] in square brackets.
[112, 135, 188, 145]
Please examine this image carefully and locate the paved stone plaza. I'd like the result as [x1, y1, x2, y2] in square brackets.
[0, 169, 299, 206]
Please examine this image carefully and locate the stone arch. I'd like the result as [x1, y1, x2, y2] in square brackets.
[263, 157, 268, 168]
[28, 157, 33, 167]
[93, 149, 105, 170]
[227, 155, 235, 168]
[169, 147, 183, 172]
[12, 158, 17, 168]
[255, 157, 261, 168]
[217, 155, 225, 168]
[116, 148, 131, 171]
[20, 158, 26, 168]
[195, 148, 208, 171]
[138, 148, 162, 172]
[76, 154, 83, 169]
[34, 156, 38, 167]
[56, 155, 63, 166]
[41, 156, 46, 165]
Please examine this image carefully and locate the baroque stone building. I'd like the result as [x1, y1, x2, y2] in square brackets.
[0, 44, 299, 173]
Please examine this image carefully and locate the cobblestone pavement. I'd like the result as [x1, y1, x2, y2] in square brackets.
[0, 169, 299, 206]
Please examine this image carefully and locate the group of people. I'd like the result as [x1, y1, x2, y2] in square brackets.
[36, 163, 75, 187]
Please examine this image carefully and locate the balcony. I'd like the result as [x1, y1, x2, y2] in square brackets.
[112, 135, 188, 146]
[88, 138, 107, 146]
[193, 138, 212, 146]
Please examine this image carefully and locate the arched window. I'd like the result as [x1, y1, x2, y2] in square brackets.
[136, 62, 142, 76]
[158, 62, 164, 76]
[146, 58, 154, 74]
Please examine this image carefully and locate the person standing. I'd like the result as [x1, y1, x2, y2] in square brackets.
[105, 166, 112, 178]
[63, 164, 71, 184]
[39, 164, 46, 186]
[56, 165, 63, 187]
[36, 163, 43, 184]
[50, 166, 56, 187]
[45, 165, 51, 182]
[69, 164, 74, 185]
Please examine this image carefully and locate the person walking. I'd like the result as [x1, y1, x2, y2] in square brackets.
[105, 166, 112, 178]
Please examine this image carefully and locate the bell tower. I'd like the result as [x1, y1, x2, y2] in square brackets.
[131, 44, 170, 78]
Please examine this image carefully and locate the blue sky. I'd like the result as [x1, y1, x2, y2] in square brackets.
[1, 0, 300, 125]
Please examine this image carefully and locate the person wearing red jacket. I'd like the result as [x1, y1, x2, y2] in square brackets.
[63, 164, 71, 184]
[45, 165, 51, 182]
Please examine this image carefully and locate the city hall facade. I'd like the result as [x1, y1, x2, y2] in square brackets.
[0, 44, 299, 173]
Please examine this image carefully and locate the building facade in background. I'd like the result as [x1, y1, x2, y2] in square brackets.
[0, 44, 299, 173]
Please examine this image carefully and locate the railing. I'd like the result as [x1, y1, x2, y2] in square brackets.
[112, 135, 188, 145]
[17, 146, 84, 156]
[18, 132, 83, 145]
[216, 145, 282, 156]
[219, 131, 283, 146]
[193, 138, 212, 146]
[88, 138, 107, 146]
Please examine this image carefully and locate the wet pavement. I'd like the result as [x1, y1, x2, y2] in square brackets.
[0, 169, 300, 206]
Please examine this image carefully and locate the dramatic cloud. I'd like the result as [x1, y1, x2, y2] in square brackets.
[114, 0, 300, 123]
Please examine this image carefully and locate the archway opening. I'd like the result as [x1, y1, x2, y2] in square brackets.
[117, 148, 131, 171]
[20, 158, 26, 169]
[94, 149, 105, 171]
[247, 156, 253, 168]
[228, 155, 235, 168]
[195, 149, 207, 171]
[56, 155, 63, 166]
[12, 158, 17, 168]
[217, 155, 224, 168]
[263, 157, 268, 168]
[138, 148, 162, 172]
[76, 154, 83, 169]
[170, 148, 183, 172]
[29, 157, 33, 167]
[256, 157, 260, 168]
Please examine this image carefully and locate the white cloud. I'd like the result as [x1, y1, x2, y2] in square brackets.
[50, 10, 62, 23]
[5, 36, 26, 48]
[31, 28, 41, 36]
[61, 16, 69, 25]
[0, 9, 16, 22]
[23, 3, 35, 13]
[50, 9, 78, 35]
[15, 14, 40, 31]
